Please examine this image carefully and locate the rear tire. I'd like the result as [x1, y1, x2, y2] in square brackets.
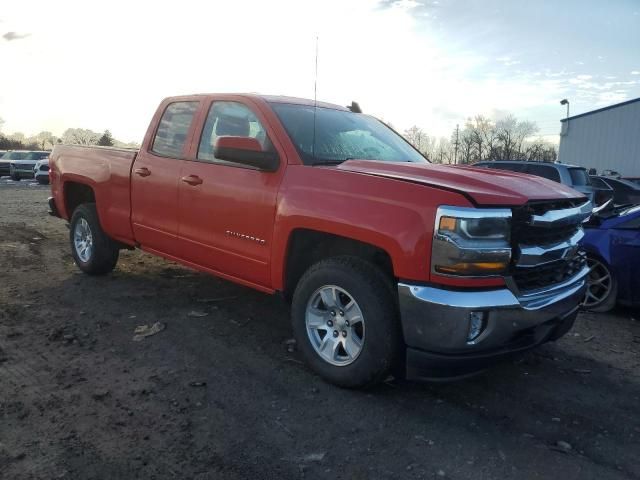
[10, 173, 20, 181]
[69, 203, 119, 275]
[291, 256, 400, 388]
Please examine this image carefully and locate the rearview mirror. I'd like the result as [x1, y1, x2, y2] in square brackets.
[213, 136, 279, 172]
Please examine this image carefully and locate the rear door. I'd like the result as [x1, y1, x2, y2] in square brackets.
[176, 98, 285, 289]
[131, 100, 200, 255]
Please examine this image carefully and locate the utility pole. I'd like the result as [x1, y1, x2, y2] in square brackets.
[453, 124, 459, 164]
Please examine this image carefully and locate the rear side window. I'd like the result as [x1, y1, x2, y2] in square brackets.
[525, 164, 561, 183]
[152, 102, 199, 157]
[568, 168, 590, 186]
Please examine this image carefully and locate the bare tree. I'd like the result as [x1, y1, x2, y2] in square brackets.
[61, 128, 100, 146]
[403, 126, 433, 159]
[458, 129, 475, 164]
[514, 121, 539, 159]
[32, 131, 57, 150]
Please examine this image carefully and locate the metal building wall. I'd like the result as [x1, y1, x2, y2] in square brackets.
[558, 98, 640, 176]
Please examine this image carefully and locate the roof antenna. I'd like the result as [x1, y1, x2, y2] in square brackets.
[312, 35, 319, 162]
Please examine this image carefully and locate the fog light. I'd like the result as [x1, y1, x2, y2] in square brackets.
[467, 311, 486, 343]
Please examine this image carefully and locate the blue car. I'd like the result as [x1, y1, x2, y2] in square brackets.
[582, 204, 640, 311]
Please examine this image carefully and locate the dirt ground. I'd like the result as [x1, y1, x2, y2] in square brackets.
[1, 181, 639, 480]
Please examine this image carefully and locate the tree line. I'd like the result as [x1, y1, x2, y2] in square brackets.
[0, 118, 138, 151]
[403, 114, 558, 164]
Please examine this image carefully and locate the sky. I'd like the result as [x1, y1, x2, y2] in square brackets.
[1, 0, 639, 144]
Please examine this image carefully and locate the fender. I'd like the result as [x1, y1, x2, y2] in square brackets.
[270, 165, 505, 290]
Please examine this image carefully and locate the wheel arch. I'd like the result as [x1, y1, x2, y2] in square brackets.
[63, 181, 96, 219]
[281, 228, 396, 302]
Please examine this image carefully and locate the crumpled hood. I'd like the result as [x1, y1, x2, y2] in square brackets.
[337, 160, 586, 206]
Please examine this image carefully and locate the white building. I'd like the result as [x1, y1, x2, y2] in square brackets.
[558, 97, 640, 176]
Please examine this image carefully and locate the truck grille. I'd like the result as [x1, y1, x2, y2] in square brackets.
[512, 251, 586, 292]
[510, 200, 590, 293]
[513, 223, 580, 246]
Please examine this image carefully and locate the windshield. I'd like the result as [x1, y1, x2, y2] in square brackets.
[25, 152, 49, 160]
[2, 151, 30, 160]
[568, 167, 591, 186]
[271, 103, 428, 165]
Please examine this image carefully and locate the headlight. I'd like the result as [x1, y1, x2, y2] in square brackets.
[432, 206, 512, 276]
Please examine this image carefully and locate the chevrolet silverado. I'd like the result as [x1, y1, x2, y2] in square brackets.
[48, 94, 591, 387]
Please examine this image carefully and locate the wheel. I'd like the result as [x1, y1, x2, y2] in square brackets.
[10, 173, 20, 181]
[69, 203, 119, 275]
[582, 255, 617, 312]
[291, 256, 400, 388]
[36, 177, 49, 185]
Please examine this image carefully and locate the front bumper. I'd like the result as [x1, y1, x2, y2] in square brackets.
[398, 266, 588, 380]
[9, 167, 35, 179]
[48, 197, 61, 217]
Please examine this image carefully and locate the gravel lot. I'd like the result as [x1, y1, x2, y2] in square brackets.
[1, 181, 639, 480]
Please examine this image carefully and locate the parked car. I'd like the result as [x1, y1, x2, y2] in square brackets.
[601, 169, 622, 178]
[588, 176, 616, 205]
[582, 204, 640, 311]
[48, 93, 591, 387]
[33, 158, 50, 184]
[623, 177, 640, 186]
[1, 150, 29, 177]
[473, 160, 609, 206]
[0, 150, 7, 177]
[8, 151, 50, 180]
[591, 176, 640, 205]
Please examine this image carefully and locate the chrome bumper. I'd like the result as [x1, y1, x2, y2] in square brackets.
[398, 266, 588, 355]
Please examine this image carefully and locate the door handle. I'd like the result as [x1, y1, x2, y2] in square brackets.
[181, 175, 203, 186]
[134, 167, 151, 177]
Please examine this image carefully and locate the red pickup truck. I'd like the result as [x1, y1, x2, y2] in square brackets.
[49, 94, 591, 387]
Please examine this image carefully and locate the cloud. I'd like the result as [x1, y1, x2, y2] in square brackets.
[631, 71, 640, 75]
[2, 31, 31, 41]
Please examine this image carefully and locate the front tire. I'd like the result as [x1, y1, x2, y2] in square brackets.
[582, 255, 617, 312]
[36, 177, 49, 185]
[10, 173, 20, 181]
[291, 256, 400, 388]
[69, 203, 119, 275]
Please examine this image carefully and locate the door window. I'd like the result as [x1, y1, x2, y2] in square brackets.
[197, 101, 273, 163]
[151, 101, 199, 158]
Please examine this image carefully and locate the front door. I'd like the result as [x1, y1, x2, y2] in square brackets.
[177, 100, 284, 288]
[131, 100, 199, 256]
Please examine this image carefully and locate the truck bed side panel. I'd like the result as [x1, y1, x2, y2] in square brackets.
[50, 145, 137, 245]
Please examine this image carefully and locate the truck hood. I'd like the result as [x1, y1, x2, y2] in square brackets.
[337, 160, 585, 206]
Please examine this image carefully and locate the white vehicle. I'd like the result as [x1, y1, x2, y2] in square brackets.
[8, 151, 49, 181]
[33, 158, 50, 185]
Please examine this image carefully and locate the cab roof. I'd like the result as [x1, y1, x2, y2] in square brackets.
[173, 93, 349, 111]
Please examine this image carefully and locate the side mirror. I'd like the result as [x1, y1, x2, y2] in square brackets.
[213, 136, 279, 172]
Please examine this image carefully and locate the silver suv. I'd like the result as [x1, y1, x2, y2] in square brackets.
[474, 161, 612, 206]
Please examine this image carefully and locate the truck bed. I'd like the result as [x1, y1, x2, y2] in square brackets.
[50, 144, 138, 245]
